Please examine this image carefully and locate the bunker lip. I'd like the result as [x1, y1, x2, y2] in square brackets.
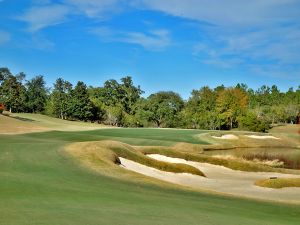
[120, 154, 300, 204]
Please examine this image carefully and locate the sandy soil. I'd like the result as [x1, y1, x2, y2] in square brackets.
[245, 135, 280, 139]
[212, 134, 239, 140]
[120, 154, 300, 203]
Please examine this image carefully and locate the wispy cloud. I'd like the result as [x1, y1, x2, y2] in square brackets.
[132, 0, 300, 78]
[64, 0, 122, 18]
[0, 30, 11, 44]
[12, 0, 300, 78]
[132, 0, 300, 26]
[18, 4, 70, 32]
[92, 27, 171, 50]
[17, 0, 123, 32]
[192, 25, 300, 78]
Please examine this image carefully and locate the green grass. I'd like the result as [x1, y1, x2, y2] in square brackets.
[1, 128, 209, 146]
[1, 129, 300, 225]
[11, 113, 107, 130]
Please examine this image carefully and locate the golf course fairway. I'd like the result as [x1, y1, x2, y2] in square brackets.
[1, 115, 300, 225]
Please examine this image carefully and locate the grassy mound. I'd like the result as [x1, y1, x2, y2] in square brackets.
[65, 141, 205, 177]
[255, 178, 300, 189]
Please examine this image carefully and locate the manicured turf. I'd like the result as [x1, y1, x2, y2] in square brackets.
[2, 128, 209, 146]
[1, 130, 300, 225]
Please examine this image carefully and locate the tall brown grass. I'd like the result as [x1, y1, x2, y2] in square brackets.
[65, 141, 206, 177]
[241, 152, 300, 170]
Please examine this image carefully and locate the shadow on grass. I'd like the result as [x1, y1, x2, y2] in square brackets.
[12, 116, 36, 122]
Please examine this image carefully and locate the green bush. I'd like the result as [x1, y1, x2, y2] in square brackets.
[239, 112, 270, 132]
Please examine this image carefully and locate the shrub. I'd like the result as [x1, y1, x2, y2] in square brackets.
[239, 112, 270, 132]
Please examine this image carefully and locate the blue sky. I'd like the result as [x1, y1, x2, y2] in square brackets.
[0, 0, 300, 99]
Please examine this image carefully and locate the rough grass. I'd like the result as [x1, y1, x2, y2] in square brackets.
[138, 146, 300, 174]
[212, 154, 285, 168]
[270, 124, 300, 135]
[66, 141, 205, 176]
[242, 152, 300, 170]
[255, 178, 300, 189]
[269, 124, 300, 147]
[203, 131, 299, 149]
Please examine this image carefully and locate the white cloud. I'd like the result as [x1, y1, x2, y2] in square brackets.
[18, 4, 70, 32]
[130, 0, 300, 78]
[192, 25, 300, 79]
[64, 0, 122, 18]
[120, 29, 171, 50]
[18, 0, 123, 31]
[132, 0, 300, 26]
[0, 30, 11, 44]
[14, 0, 300, 74]
[92, 27, 171, 50]
[193, 25, 300, 63]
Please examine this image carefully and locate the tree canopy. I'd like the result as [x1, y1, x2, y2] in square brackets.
[0, 66, 299, 132]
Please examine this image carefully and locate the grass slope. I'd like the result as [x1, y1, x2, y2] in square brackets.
[1, 130, 300, 225]
[10, 113, 108, 131]
[0, 114, 48, 134]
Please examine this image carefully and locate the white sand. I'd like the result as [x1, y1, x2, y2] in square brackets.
[212, 134, 239, 140]
[245, 135, 280, 139]
[120, 155, 300, 203]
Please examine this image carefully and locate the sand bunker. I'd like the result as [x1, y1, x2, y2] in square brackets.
[245, 135, 280, 140]
[120, 154, 300, 203]
[212, 134, 239, 140]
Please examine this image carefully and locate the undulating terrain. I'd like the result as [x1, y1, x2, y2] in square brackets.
[1, 113, 300, 225]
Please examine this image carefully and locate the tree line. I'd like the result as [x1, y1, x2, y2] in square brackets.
[1, 67, 299, 132]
